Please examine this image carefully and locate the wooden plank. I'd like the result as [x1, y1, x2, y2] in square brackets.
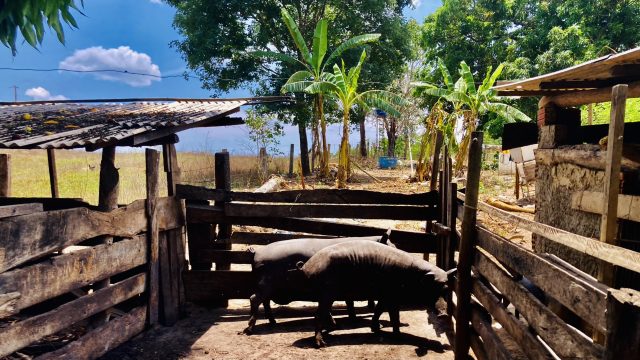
[37, 305, 147, 360]
[199, 249, 255, 264]
[163, 143, 181, 197]
[224, 203, 436, 221]
[604, 288, 640, 360]
[0, 197, 91, 210]
[535, 148, 640, 172]
[445, 182, 458, 270]
[475, 251, 604, 359]
[0, 274, 146, 357]
[458, 191, 640, 274]
[0, 154, 10, 197]
[430, 130, 444, 191]
[159, 232, 178, 325]
[470, 304, 512, 360]
[599, 84, 627, 287]
[454, 131, 483, 360]
[176, 184, 438, 206]
[540, 80, 640, 108]
[214, 151, 232, 266]
[572, 191, 640, 222]
[231, 231, 336, 245]
[477, 227, 607, 332]
[472, 277, 554, 360]
[0, 236, 146, 318]
[0, 197, 183, 273]
[183, 270, 254, 302]
[146, 148, 160, 326]
[188, 206, 437, 253]
[0, 203, 42, 218]
[47, 149, 59, 198]
[469, 331, 489, 360]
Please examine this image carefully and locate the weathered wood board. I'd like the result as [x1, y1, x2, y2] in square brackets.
[572, 190, 640, 223]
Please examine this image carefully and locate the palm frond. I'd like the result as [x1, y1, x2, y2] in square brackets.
[459, 61, 477, 95]
[438, 58, 454, 90]
[480, 63, 505, 94]
[281, 8, 313, 66]
[285, 70, 314, 84]
[281, 80, 314, 94]
[357, 90, 407, 117]
[347, 49, 367, 90]
[249, 50, 306, 68]
[323, 34, 380, 72]
[311, 19, 328, 73]
[485, 102, 531, 122]
[304, 81, 342, 97]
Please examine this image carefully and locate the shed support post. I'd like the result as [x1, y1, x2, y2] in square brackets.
[212, 151, 232, 307]
[161, 143, 184, 324]
[145, 149, 160, 326]
[598, 84, 627, 287]
[92, 146, 119, 325]
[47, 149, 59, 198]
[454, 131, 483, 360]
[0, 154, 10, 197]
[289, 144, 295, 178]
[604, 288, 640, 359]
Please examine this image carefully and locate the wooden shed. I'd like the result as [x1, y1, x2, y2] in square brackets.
[0, 97, 287, 359]
[495, 48, 640, 288]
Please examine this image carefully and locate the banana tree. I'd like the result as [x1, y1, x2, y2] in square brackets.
[415, 60, 530, 174]
[290, 49, 406, 188]
[253, 8, 380, 177]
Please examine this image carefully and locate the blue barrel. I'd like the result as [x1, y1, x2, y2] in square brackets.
[378, 156, 398, 169]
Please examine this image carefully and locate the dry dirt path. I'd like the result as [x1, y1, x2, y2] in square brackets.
[102, 300, 454, 360]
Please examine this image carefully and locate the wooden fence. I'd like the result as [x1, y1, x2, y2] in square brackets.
[0, 149, 186, 359]
[176, 152, 444, 304]
[450, 132, 640, 360]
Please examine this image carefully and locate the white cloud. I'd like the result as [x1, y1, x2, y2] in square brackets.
[25, 87, 68, 101]
[411, 0, 422, 7]
[149, 0, 162, 4]
[59, 46, 161, 87]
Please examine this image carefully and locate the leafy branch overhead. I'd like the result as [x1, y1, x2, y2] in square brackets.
[0, 0, 84, 55]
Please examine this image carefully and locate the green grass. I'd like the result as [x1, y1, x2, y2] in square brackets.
[581, 98, 640, 125]
[1, 149, 293, 205]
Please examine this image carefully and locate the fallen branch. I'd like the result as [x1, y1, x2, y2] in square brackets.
[351, 159, 382, 183]
[486, 198, 535, 214]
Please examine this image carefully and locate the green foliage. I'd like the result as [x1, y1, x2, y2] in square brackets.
[0, 0, 83, 55]
[581, 99, 640, 125]
[420, 0, 640, 121]
[244, 109, 284, 156]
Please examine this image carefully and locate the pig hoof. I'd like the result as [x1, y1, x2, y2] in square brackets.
[268, 319, 277, 326]
[370, 322, 381, 333]
[314, 335, 326, 348]
[241, 327, 253, 335]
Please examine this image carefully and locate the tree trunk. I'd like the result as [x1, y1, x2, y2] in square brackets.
[403, 132, 409, 160]
[337, 109, 350, 188]
[298, 122, 311, 176]
[318, 95, 330, 178]
[386, 118, 397, 157]
[359, 116, 367, 158]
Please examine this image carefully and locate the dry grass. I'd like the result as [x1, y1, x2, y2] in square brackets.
[0, 149, 295, 205]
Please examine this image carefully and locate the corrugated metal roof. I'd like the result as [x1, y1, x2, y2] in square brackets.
[0, 97, 288, 150]
[493, 47, 640, 96]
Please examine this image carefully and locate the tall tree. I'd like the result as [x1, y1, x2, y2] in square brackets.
[167, 0, 413, 175]
[1, 0, 83, 55]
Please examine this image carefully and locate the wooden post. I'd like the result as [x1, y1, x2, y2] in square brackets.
[145, 149, 160, 326]
[588, 103, 594, 125]
[161, 143, 183, 324]
[92, 146, 119, 325]
[47, 149, 59, 198]
[259, 147, 268, 181]
[604, 288, 640, 359]
[598, 84, 627, 287]
[213, 151, 231, 307]
[446, 182, 458, 270]
[454, 131, 483, 360]
[514, 165, 520, 200]
[289, 144, 295, 178]
[0, 154, 10, 197]
[430, 130, 444, 191]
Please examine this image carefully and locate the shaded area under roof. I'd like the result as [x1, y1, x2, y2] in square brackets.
[0, 97, 289, 151]
[494, 47, 640, 97]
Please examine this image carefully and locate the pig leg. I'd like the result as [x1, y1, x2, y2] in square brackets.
[346, 300, 357, 321]
[315, 296, 332, 348]
[263, 301, 276, 325]
[371, 300, 386, 333]
[242, 292, 264, 335]
[389, 302, 401, 334]
[367, 300, 376, 311]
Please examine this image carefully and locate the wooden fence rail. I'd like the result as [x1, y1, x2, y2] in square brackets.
[0, 149, 186, 359]
[450, 131, 640, 360]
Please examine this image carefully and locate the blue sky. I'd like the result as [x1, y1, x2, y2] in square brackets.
[0, 0, 441, 154]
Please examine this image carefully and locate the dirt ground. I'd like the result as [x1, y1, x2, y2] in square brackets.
[102, 300, 454, 360]
[101, 164, 526, 360]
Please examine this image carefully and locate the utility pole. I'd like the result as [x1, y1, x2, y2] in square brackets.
[9, 85, 18, 102]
